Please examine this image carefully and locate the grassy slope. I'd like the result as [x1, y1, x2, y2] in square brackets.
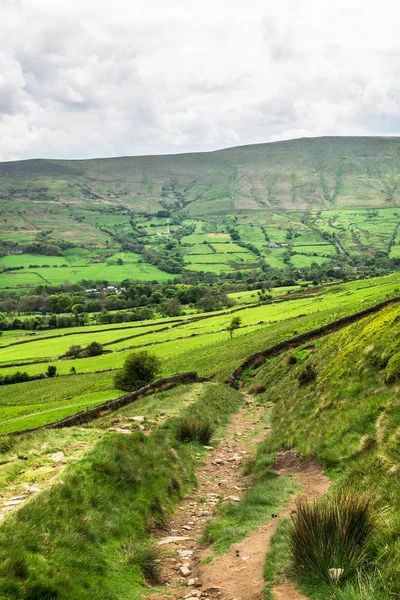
[0, 382, 243, 600]
[246, 304, 400, 596]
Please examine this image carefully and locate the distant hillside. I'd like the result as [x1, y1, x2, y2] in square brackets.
[1, 136, 400, 289]
[2, 136, 400, 215]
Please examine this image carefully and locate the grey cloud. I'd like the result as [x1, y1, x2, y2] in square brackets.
[1, 0, 400, 161]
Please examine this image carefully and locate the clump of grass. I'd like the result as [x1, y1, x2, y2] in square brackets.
[285, 354, 297, 366]
[174, 417, 215, 444]
[291, 490, 379, 584]
[252, 356, 266, 369]
[121, 539, 161, 585]
[249, 383, 266, 394]
[298, 364, 317, 386]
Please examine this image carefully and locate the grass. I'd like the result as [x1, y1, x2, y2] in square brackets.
[1, 273, 400, 433]
[0, 381, 243, 599]
[202, 469, 299, 555]
[290, 491, 379, 584]
[244, 303, 400, 598]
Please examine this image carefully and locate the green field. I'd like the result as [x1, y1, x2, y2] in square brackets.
[1, 273, 399, 432]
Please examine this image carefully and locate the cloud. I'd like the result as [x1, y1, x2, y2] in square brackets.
[1, 0, 400, 160]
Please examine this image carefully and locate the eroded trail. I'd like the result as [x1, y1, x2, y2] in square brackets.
[148, 397, 330, 600]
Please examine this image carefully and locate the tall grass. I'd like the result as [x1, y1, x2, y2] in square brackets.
[291, 490, 379, 585]
[174, 417, 215, 444]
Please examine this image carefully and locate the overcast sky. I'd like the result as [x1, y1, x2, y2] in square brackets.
[1, 0, 400, 161]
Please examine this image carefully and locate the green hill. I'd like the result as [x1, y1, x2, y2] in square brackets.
[2, 136, 400, 214]
[1, 136, 400, 287]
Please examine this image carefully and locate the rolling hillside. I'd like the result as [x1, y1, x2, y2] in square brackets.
[1, 136, 400, 287]
[2, 136, 400, 216]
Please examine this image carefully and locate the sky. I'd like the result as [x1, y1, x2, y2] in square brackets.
[1, 0, 400, 161]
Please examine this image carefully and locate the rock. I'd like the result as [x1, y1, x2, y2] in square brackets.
[23, 484, 41, 493]
[182, 525, 192, 531]
[179, 565, 191, 576]
[224, 495, 240, 503]
[179, 550, 194, 558]
[157, 536, 193, 546]
[228, 454, 243, 462]
[129, 416, 145, 422]
[203, 446, 213, 450]
[51, 451, 65, 462]
[188, 578, 202, 587]
[3, 499, 24, 507]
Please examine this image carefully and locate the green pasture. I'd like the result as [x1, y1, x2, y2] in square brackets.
[1, 273, 399, 420]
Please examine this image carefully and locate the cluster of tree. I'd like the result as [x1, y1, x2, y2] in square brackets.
[0, 365, 57, 387]
[60, 341, 103, 359]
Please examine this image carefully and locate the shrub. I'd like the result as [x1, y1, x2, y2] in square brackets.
[80, 341, 103, 357]
[114, 351, 162, 391]
[46, 365, 57, 378]
[298, 365, 317, 386]
[290, 490, 379, 584]
[174, 417, 215, 444]
[121, 539, 161, 584]
[63, 344, 82, 359]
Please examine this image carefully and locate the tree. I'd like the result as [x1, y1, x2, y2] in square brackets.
[47, 365, 57, 378]
[227, 316, 241, 339]
[114, 351, 162, 391]
[160, 298, 182, 317]
[85, 341, 103, 356]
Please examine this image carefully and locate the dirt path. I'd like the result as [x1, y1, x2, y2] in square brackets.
[148, 398, 330, 600]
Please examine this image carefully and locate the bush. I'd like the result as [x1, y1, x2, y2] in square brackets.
[174, 417, 215, 444]
[298, 365, 317, 386]
[114, 351, 162, 392]
[290, 490, 379, 584]
[46, 365, 57, 378]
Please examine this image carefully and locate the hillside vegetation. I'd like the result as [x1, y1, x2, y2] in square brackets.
[246, 303, 400, 597]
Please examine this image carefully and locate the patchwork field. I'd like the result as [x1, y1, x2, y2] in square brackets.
[1, 273, 399, 433]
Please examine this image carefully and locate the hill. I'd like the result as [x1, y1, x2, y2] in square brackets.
[3, 136, 400, 215]
[1, 136, 400, 288]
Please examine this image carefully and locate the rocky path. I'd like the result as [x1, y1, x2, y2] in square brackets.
[148, 395, 330, 600]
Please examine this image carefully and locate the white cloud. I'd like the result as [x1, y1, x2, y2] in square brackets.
[1, 0, 400, 160]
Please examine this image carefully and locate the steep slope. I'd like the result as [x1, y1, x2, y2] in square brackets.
[246, 303, 400, 595]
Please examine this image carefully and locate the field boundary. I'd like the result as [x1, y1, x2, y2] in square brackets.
[228, 295, 400, 387]
[7, 371, 209, 437]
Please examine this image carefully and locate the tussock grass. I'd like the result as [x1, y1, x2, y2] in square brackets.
[174, 417, 215, 444]
[248, 383, 266, 394]
[121, 539, 161, 584]
[291, 490, 379, 584]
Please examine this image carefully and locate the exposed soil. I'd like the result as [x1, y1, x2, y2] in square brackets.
[147, 397, 330, 600]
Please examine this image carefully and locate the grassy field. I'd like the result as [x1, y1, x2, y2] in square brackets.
[1, 273, 399, 432]
[0, 382, 243, 599]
